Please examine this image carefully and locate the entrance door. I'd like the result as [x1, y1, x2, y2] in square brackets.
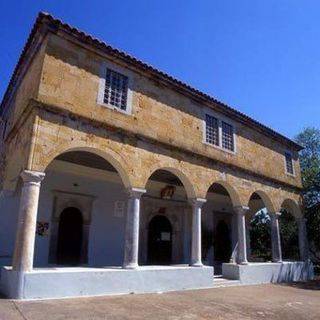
[214, 220, 232, 263]
[147, 215, 172, 265]
[57, 207, 83, 265]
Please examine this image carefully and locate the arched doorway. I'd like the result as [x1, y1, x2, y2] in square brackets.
[57, 207, 83, 265]
[204, 182, 235, 273]
[214, 220, 231, 263]
[147, 215, 173, 265]
[36, 149, 131, 268]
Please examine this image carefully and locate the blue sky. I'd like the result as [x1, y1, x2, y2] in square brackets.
[0, 0, 319, 139]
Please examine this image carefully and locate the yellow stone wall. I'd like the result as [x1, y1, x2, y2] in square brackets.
[2, 31, 303, 216]
[35, 34, 301, 188]
[29, 109, 302, 215]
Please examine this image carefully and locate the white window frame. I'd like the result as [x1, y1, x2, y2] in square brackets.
[202, 109, 237, 154]
[284, 151, 295, 177]
[97, 60, 133, 115]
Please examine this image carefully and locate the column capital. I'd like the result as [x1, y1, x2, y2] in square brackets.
[233, 206, 249, 215]
[127, 187, 146, 199]
[270, 211, 282, 218]
[189, 198, 207, 208]
[20, 170, 45, 185]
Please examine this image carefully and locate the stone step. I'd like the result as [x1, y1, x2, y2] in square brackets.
[213, 276, 241, 288]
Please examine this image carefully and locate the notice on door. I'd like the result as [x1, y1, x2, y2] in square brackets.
[161, 232, 171, 241]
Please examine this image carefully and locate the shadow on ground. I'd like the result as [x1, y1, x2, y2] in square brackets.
[278, 279, 320, 290]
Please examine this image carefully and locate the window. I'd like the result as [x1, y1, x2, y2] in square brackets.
[222, 121, 234, 151]
[285, 152, 294, 175]
[104, 68, 128, 110]
[205, 113, 235, 152]
[205, 114, 219, 146]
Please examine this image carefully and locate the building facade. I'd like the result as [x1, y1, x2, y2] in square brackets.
[0, 13, 313, 299]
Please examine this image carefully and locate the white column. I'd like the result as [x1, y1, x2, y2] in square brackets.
[230, 213, 238, 263]
[270, 212, 282, 263]
[190, 198, 206, 267]
[298, 217, 309, 261]
[123, 187, 146, 269]
[12, 170, 45, 272]
[245, 219, 252, 261]
[234, 206, 249, 265]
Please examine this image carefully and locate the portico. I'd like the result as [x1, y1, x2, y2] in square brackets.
[0, 147, 313, 299]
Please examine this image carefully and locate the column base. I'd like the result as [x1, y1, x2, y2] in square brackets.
[190, 262, 203, 267]
[239, 261, 249, 265]
[123, 262, 139, 269]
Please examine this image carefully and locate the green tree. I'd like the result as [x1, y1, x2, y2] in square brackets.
[295, 127, 320, 264]
[250, 210, 272, 262]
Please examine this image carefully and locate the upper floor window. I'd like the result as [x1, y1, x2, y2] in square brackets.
[205, 113, 235, 153]
[285, 152, 294, 175]
[222, 121, 234, 151]
[97, 61, 133, 114]
[104, 68, 129, 111]
[205, 114, 219, 146]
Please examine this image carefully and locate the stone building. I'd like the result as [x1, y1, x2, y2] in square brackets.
[0, 13, 313, 299]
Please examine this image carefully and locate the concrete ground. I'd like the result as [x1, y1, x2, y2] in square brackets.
[0, 281, 319, 320]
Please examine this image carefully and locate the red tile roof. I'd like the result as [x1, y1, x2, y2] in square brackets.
[0, 12, 303, 150]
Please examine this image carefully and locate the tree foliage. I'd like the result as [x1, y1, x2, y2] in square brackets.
[279, 210, 299, 261]
[295, 127, 320, 264]
[250, 210, 272, 261]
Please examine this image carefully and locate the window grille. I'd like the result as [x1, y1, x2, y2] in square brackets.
[205, 114, 219, 146]
[104, 68, 128, 110]
[285, 152, 294, 175]
[222, 121, 234, 151]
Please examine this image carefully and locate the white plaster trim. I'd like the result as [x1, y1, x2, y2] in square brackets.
[97, 60, 134, 115]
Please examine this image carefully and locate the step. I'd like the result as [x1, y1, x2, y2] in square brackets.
[213, 276, 241, 288]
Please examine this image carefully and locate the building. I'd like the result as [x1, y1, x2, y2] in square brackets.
[0, 13, 313, 299]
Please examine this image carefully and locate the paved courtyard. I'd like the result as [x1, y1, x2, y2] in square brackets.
[0, 281, 319, 320]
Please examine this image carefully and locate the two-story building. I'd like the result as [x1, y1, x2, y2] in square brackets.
[0, 13, 313, 300]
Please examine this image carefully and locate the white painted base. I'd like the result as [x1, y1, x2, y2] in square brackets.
[0, 265, 214, 300]
[222, 261, 314, 285]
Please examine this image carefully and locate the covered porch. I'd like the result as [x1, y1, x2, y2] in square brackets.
[0, 148, 313, 299]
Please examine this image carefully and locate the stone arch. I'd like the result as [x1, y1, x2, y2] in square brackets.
[40, 144, 133, 189]
[280, 198, 303, 219]
[205, 180, 242, 207]
[143, 166, 197, 199]
[247, 190, 276, 214]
